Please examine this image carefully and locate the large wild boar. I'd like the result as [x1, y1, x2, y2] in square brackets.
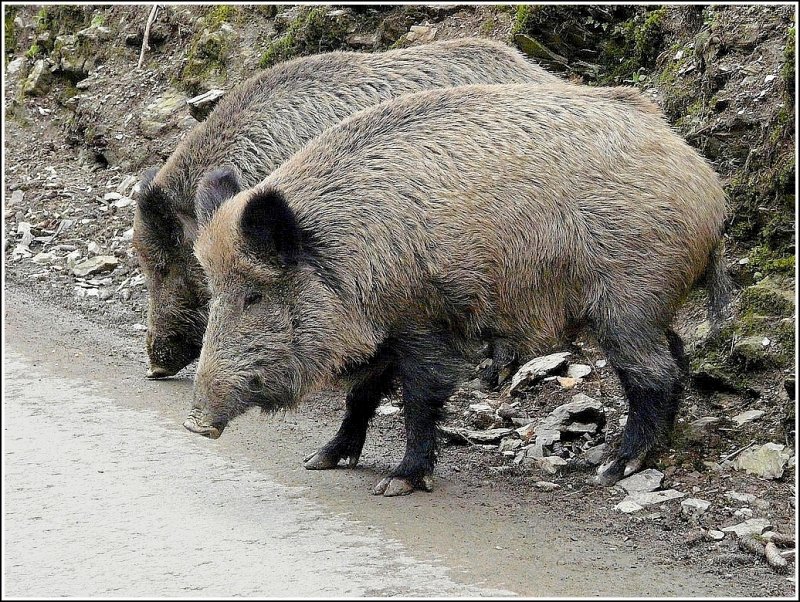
[133, 37, 568, 379]
[183, 84, 731, 496]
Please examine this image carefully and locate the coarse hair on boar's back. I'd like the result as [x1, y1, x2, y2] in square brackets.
[132, 37, 570, 380]
[186, 83, 730, 496]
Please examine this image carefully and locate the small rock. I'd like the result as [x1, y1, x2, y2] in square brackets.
[533, 456, 568, 475]
[116, 175, 138, 195]
[375, 404, 400, 416]
[567, 364, 592, 379]
[406, 24, 437, 43]
[6, 57, 25, 76]
[499, 437, 522, 453]
[623, 489, 685, 507]
[687, 416, 721, 440]
[617, 469, 664, 493]
[113, 197, 133, 209]
[733, 507, 754, 519]
[733, 443, 791, 479]
[22, 59, 52, 96]
[509, 352, 570, 394]
[726, 491, 757, 505]
[731, 410, 765, 426]
[87, 241, 102, 255]
[706, 530, 726, 541]
[496, 402, 525, 420]
[122, 228, 134, 242]
[187, 88, 225, 121]
[439, 426, 514, 445]
[681, 498, 711, 519]
[65, 249, 82, 268]
[71, 255, 118, 277]
[31, 251, 56, 265]
[556, 376, 577, 389]
[85, 288, 100, 298]
[615, 499, 644, 513]
[119, 289, 132, 301]
[10, 190, 24, 206]
[534, 481, 560, 491]
[584, 443, 608, 466]
[721, 518, 772, 538]
[595, 359, 607, 368]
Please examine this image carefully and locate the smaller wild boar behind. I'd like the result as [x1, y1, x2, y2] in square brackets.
[132, 37, 568, 379]
[185, 84, 730, 497]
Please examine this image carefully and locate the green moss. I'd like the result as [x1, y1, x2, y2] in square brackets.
[204, 5, 238, 30]
[739, 278, 795, 317]
[4, 5, 17, 64]
[259, 7, 350, 69]
[782, 25, 795, 98]
[90, 14, 104, 28]
[24, 43, 41, 59]
[511, 5, 534, 35]
[179, 22, 236, 95]
[748, 245, 795, 276]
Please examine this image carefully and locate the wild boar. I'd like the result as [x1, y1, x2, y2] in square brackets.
[183, 83, 730, 496]
[133, 37, 568, 378]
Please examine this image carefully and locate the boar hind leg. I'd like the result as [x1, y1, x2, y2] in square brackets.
[372, 332, 458, 497]
[595, 327, 683, 486]
[304, 362, 395, 470]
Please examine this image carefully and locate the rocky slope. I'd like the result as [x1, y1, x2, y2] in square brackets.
[3, 4, 796, 585]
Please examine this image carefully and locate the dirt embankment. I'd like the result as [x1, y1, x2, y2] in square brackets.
[3, 4, 796, 590]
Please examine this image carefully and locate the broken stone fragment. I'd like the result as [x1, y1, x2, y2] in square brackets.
[681, 498, 711, 519]
[733, 443, 791, 479]
[617, 468, 664, 493]
[731, 409, 765, 426]
[721, 518, 772, 538]
[187, 88, 225, 121]
[509, 351, 570, 394]
[71, 255, 118, 277]
[621, 489, 685, 507]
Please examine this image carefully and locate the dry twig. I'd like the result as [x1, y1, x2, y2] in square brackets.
[138, 5, 159, 69]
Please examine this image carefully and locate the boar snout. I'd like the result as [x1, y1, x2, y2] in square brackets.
[146, 332, 202, 379]
[183, 405, 226, 439]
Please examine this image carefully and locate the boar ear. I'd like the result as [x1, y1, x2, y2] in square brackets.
[239, 188, 302, 267]
[196, 166, 243, 226]
[136, 166, 162, 213]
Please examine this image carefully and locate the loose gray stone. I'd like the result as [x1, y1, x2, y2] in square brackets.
[681, 498, 711, 519]
[615, 499, 644, 513]
[734, 443, 791, 479]
[584, 443, 608, 466]
[534, 481, 560, 491]
[725, 491, 757, 505]
[731, 410, 766, 426]
[617, 468, 664, 493]
[22, 59, 52, 96]
[567, 363, 592, 379]
[187, 88, 225, 121]
[375, 404, 400, 416]
[509, 352, 570, 394]
[71, 255, 118, 277]
[721, 518, 772, 538]
[31, 251, 56, 265]
[533, 456, 568, 475]
[623, 489, 685, 507]
[439, 426, 514, 445]
[706, 530, 726, 541]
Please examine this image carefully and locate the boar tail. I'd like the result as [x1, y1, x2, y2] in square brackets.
[703, 242, 734, 330]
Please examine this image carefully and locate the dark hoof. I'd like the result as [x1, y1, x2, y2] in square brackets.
[147, 366, 176, 379]
[594, 456, 644, 486]
[371, 474, 433, 497]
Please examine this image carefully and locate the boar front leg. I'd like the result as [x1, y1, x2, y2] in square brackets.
[372, 331, 459, 497]
[304, 360, 395, 470]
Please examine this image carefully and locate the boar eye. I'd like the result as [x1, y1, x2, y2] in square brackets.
[243, 291, 263, 309]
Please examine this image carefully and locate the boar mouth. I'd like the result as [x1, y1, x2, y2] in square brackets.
[183, 408, 226, 439]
